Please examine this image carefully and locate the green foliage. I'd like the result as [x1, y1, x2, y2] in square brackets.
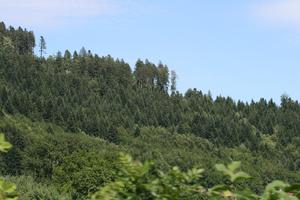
[0, 134, 12, 152]
[1, 21, 300, 159]
[91, 153, 205, 200]
[0, 113, 121, 199]
[209, 162, 253, 199]
[53, 151, 115, 199]
[215, 161, 250, 182]
[1, 21, 300, 200]
[0, 133, 18, 200]
[0, 114, 299, 199]
[0, 178, 17, 200]
[92, 154, 300, 200]
[7, 176, 71, 200]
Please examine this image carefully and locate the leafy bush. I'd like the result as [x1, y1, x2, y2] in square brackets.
[7, 176, 71, 200]
[91, 153, 300, 200]
[0, 133, 18, 199]
[53, 151, 115, 199]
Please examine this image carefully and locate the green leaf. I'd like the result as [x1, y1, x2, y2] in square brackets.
[0, 134, 12, 152]
[2, 181, 16, 193]
[231, 172, 251, 182]
[235, 190, 259, 200]
[209, 184, 230, 193]
[216, 162, 251, 183]
[215, 164, 227, 172]
[265, 180, 288, 192]
[228, 161, 241, 172]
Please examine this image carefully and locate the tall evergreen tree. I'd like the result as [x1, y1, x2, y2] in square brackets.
[170, 70, 177, 94]
[39, 36, 46, 58]
[79, 47, 87, 57]
[0, 21, 6, 34]
[64, 50, 71, 59]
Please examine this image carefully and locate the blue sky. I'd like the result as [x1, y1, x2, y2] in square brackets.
[1, 0, 300, 103]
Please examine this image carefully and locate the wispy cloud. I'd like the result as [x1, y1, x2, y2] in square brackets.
[0, 0, 122, 28]
[254, 0, 300, 28]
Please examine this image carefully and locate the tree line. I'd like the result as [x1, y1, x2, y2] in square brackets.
[0, 21, 299, 199]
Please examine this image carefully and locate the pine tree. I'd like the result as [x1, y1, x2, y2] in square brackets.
[170, 70, 177, 94]
[0, 21, 6, 34]
[79, 47, 87, 57]
[39, 36, 46, 58]
[64, 50, 71, 59]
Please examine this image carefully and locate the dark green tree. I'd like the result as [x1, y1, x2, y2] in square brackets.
[39, 36, 46, 57]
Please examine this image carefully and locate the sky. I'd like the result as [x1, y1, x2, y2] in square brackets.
[1, 0, 300, 103]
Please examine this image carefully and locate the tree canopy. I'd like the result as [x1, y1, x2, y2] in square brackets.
[0, 21, 299, 199]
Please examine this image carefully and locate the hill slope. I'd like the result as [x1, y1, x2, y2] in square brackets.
[0, 22, 300, 199]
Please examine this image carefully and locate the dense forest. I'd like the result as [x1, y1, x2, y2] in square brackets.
[0, 22, 299, 199]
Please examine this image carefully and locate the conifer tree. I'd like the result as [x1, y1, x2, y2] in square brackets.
[170, 70, 177, 94]
[64, 50, 71, 59]
[39, 36, 46, 58]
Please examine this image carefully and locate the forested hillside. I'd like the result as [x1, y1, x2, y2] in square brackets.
[0, 22, 300, 199]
